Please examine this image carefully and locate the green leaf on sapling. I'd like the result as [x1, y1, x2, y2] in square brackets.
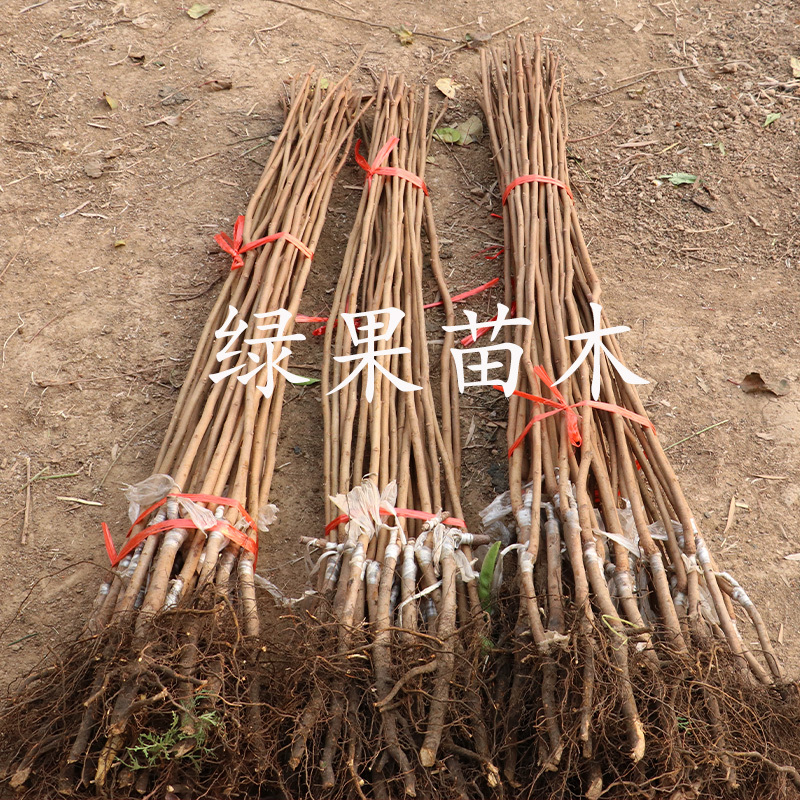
[478, 541, 501, 613]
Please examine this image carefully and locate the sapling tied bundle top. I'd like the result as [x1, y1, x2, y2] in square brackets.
[278, 74, 504, 799]
[476, 34, 800, 798]
[0, 72, 367, 799]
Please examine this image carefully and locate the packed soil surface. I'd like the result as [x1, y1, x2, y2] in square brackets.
[1, 0, 798, 698]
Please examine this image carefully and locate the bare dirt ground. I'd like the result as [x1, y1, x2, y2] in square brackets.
[1, 0, 798, 701]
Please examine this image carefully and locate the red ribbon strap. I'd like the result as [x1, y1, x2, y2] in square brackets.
[296, 317, 350, 337]
[294, 315, 328, 324]
[499, 365, 655, 455]
[423, 277, 500, 310]
[297, 299, 362, 337]
[325, 507, 466, 536]
[354, 138, 429, 196]
[473, 245, 504, 261]
[502, 174, 574, 205]
[215, 215, 313, 270]
[103, 492, 259, 569]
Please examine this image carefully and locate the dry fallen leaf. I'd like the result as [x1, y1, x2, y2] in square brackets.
[83, 160, 103, 178]
[465, 31, 491, 48]
[145, 113, 183, 127]
[435, 77, 461, 99]
[391, 25, 414, 46]
[784, 553, 800, 561]
[171, 739, 196, 758]
[187, 3, 212, 19]
[739, 372, 790, 397]
[457, 114, 483, 145]
[159, 86, 189, 106]
[9, 767, 30, 788]
[202, 78, 232, 92]
[790, 56, 800, 79]
[102, 92, 118, 110]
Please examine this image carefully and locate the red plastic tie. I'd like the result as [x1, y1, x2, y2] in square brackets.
[498, 365, 655, 455]
[423, 277, 500, 310]
[297, 316, 361, 337]
[295, 315, 328, 324]
[297, 298, 363, 337]
[215, 215, 313, 271]
[502, 174, 574, 205]
[354, 137, 429, 196]
[294, 315, 335, 336]
[473, 245, 504, 261]
[102, 492, 259, 569]
[325, 507, 466, 536]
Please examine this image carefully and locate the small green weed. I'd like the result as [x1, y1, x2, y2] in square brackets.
[121, 694, 220, 771]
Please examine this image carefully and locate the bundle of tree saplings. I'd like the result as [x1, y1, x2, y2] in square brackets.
[0, 73, 367, 800]
[273, 75, 501, 799]
[478, 34, 800, 798]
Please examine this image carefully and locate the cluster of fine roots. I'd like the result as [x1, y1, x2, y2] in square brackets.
[1, 591, 271, 797]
